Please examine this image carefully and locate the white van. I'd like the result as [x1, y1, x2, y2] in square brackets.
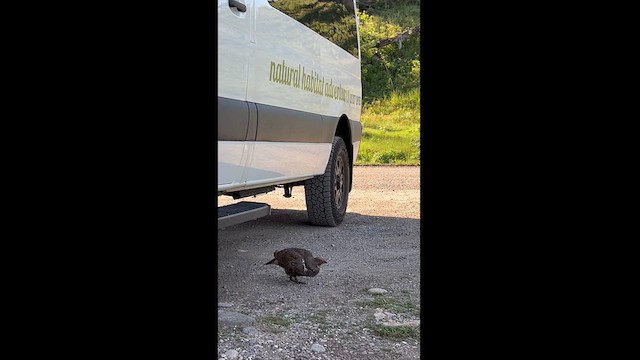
[218, 0, 363, 228]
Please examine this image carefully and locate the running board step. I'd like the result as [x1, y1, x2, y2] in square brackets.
[218, 201, 271, 229]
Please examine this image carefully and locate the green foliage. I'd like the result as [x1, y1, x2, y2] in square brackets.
[358, 0, 421, 10]
[271, 0, 359, 57]
[358, 2, 420, 102]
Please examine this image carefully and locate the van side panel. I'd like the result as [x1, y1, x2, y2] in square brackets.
[243, 142, 332, 185]
[247, 0, 361, 122]
[218, 141, 249, 185]
[255, 104, 333, 143]
[217, 0, 252, 102]
[218, 97, 250, 141]
[218, 0, 362, 192]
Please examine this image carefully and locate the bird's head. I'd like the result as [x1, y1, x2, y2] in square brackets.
[314, 257, 327, 266]
[264, 255, 280, 265]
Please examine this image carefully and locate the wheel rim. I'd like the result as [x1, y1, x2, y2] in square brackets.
[334, 153, 345, 209]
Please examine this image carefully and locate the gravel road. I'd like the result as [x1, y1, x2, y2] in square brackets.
[217, 166, 421, 359]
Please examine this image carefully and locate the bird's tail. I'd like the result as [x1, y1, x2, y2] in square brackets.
[264, 258, 276, 265]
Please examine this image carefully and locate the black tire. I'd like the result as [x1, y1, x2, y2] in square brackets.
[305, 136, 351, 226]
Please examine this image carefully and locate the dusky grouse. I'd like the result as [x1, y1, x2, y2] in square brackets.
[264, 248, 327, 284]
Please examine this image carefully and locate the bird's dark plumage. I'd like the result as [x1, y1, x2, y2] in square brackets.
[264, 248, 327, 284]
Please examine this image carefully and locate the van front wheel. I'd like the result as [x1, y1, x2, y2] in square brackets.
[305, 136, 350, 226]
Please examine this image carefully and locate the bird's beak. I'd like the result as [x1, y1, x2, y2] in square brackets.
[264, 258, 276, 265]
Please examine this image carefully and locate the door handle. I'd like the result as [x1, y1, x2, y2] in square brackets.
[229, 0, 247, 12]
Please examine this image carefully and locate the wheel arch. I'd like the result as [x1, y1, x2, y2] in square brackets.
[334, 114, 354, 192]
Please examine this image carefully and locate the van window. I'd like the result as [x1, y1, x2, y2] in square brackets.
[270, 0, 359, 58]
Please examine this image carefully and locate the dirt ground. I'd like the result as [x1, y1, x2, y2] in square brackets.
[217, 166, 421, 359]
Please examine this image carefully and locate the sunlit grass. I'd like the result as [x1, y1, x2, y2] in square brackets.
[360, 3, 420, 30]
[357, 89, 420, 165]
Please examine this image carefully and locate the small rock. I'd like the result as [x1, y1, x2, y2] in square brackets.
[224, 349, 238, 359]
[218, 310, 255, 327]
[368, 288, 388, 294]
[218, 302, 233, 308]
[311, 343, 326, 353]
[242, 326, 259, 335]
[237, 249, 248, 252]
[374, 309, 386, 321]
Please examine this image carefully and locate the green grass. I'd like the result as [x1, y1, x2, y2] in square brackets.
[372, 324, 419, 339]
[363, 305, 420, 340]
[357, 294, 420, 316]
[307, 310, 332, 331]
[356, 89, 420, 165]
[308, 310, 329, 324]
[256, 314, 292, 333]
[354, 0, 420, 165]
[358, 292, 421, 340]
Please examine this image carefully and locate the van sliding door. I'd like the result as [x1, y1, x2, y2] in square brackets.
[243, 0, 330, 184]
